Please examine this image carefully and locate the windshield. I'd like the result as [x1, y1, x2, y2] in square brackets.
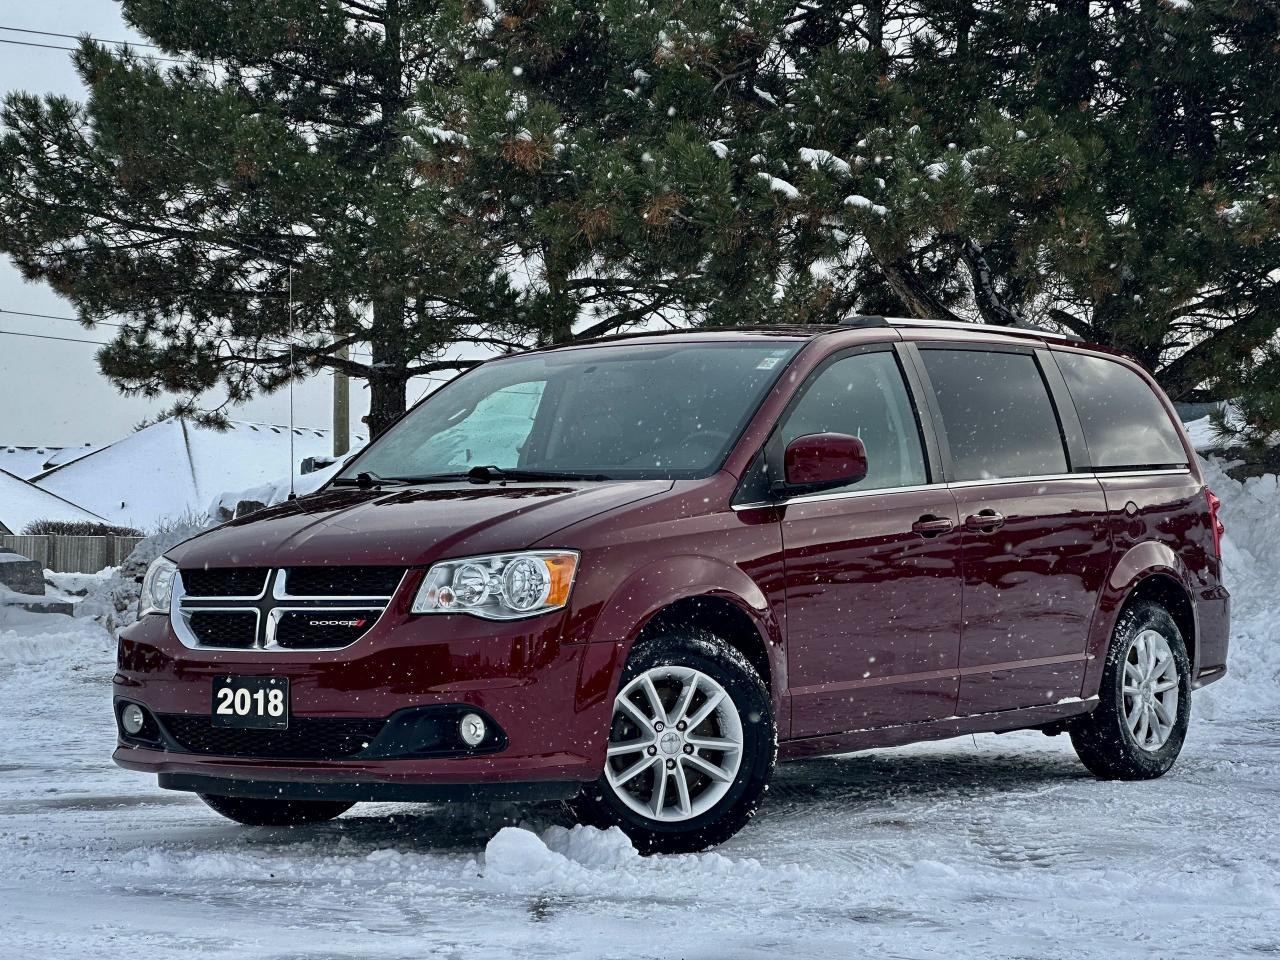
[338, 341, 802, 482]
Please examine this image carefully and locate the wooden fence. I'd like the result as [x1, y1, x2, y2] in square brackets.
[0, 535, 144, 573]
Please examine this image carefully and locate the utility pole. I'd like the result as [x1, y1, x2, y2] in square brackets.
[333, 343, 350, 457]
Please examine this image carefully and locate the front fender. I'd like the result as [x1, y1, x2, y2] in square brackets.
[582, 553, 785, 730]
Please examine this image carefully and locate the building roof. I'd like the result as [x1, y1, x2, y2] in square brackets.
[0, 468, 109, 536]
[0, 443, 100, 480]
[32, 418, 365, 532]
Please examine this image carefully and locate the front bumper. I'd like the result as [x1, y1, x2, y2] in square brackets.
[113, 607, 624, 796]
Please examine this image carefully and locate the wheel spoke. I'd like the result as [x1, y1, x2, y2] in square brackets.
[686, 735, 740, 754]
[685, 690, 726, 731]
[608, 753, 657, 786]
[639, 674, 667, 724]
[1135, 708, 1150, 745]
[607, 737, 653, 758]
[1123, 685, 1143, 697]
[616, 694, 651, 730]
[1153, 679, 1179, 694]
[670, 672, 699, 726]
[1125, 702, 1142, 732]
[673, 761, 693, 817]
[684, 752, 733, 783]
[650, 767, 669, 818]
[1152, 697, 1174, 727]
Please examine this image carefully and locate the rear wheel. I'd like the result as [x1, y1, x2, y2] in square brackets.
[199, 793, 354, 826]
[571, 630, 776, 854]
[1070, 601, 1191, 780]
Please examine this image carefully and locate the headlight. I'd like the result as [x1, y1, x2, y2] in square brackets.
[139, 556, 178, 616]
[412, 551, 579, 620]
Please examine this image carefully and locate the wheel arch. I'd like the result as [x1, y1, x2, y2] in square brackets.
[1083, 541, 1199, 698]
[1122, 573, 1196, 667]
[591, 555, 785, 734]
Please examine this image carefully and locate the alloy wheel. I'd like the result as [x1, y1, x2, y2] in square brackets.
[1122, 628, 1181, 752]
[605, 666, 744, 822]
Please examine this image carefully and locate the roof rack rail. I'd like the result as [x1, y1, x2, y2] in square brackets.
[839, 315, 1082, 343]
[837, 315, 890, 328]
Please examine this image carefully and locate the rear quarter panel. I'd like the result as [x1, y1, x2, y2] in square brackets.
[1082, 471, 1228, 696]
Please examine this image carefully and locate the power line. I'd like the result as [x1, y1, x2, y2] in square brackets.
[0, 25, 160, 48]
[1, 306, 381, 360]
[0, 307, 125, 329]
[0, 327, 109, 346]
[0, 37, 84, 53]
[0, 34, 185, 63]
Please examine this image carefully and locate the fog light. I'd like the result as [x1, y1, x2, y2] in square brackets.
[121, 703, 146, 736]
[459, 712, 486, 748]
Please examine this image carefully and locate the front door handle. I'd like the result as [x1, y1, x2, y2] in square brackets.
[911, 515, 954, 538]
[964, 509, 1006, 532]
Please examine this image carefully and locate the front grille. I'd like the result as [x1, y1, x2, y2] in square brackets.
[187, 610, 257, 649]
[274, 609, 381, 649]
[282, 566, 404, 597]
[181, 568, 270, 597]
[160, 714, 386, 760]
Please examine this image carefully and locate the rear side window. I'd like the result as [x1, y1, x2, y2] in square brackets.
[779, 350, 928, 491]
[919, 349, 1068, 481]
[1055, 352, 1188, 470]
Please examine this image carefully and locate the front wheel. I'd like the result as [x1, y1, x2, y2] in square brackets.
[1070, 601, 1192, 780]
[571, 630, 776, 854]
[199, 793, 354, 826]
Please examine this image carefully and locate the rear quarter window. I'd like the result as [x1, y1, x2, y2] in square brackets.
[1054, 352, 1188, 470]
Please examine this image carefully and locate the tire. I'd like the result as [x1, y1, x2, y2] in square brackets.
[570, 629, 776, 855]
[1070, 601, 1192, 780]
[199, 793, 354, 826]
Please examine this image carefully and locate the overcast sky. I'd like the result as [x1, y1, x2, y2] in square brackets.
[0, 2, 375, 446]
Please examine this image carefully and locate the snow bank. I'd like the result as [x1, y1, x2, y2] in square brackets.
[481, 824, 768, 896]
[1199, 457, 1280, 717]
[0, 607, 109, 669]
[208, 458, 346, 521]
[44, 519, 210, 636]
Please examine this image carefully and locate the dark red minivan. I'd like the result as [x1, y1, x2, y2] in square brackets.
[114, 317, 1230, 852]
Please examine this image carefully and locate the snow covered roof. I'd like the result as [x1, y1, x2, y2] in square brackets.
[0, 468, 109, 536]
[0, 443, 100, 480]
[31, 418, 365, 532]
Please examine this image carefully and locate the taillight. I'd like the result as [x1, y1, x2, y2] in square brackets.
[1206, 489, 1225, 557]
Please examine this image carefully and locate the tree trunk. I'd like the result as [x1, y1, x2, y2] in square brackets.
[960, 238, 1023, 326]
[367, 368, 409, 439]
[366, 294, 409, 438]
[867, 242, 960, 321]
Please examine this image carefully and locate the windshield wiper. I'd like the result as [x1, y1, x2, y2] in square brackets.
[465, 465, 611, 484]
[330, 471, 412, 489]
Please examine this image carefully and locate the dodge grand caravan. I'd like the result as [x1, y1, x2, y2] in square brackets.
[114, 317, 1230, 853]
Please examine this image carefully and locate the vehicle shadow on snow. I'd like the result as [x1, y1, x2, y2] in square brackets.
[189, 740, 1091, 854]
[764, 741, 1092, 815]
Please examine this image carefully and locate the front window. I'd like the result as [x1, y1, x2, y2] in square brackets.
[339, 341, 802, 482]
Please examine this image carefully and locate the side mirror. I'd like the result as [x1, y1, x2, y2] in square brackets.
[780, 433, 868, 493]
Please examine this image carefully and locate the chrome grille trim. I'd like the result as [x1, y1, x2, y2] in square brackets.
[272, 567, 408, 603]
[170, 568, 403, 652]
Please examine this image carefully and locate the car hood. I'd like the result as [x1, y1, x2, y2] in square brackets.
[169, 480, 674, 569]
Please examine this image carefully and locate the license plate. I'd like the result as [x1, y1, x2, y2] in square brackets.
[212, 676, 290, 730]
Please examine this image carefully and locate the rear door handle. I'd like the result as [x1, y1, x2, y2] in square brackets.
[964, 509, 1006, 532]
[911, 515, 954, 538]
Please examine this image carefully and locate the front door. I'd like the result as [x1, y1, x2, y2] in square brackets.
[914, 345, 1109, 714]
[779, 347, 963, 737]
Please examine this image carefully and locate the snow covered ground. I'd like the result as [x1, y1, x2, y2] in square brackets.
[1, 463, 1277, 959]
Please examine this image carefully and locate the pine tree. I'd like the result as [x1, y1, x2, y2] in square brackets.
[0, 0, 519, 436]
[444, 0, 1277, 419]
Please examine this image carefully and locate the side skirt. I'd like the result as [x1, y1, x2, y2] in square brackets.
[777, 698, 1098, 762]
